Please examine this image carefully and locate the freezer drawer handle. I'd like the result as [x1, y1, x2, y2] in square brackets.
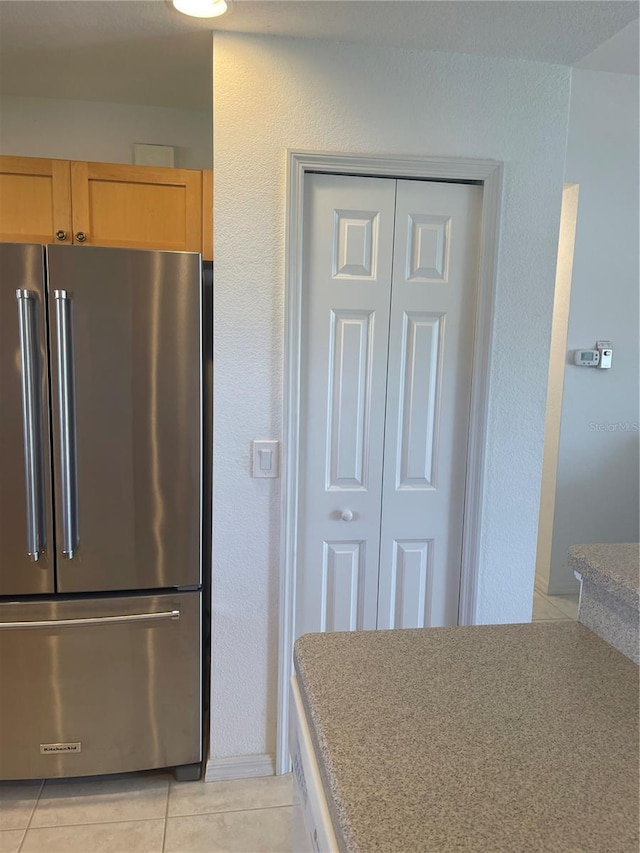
[15, 289, 44, 562]
[0, 610, 181, 631]
[54, 290, 78, 560]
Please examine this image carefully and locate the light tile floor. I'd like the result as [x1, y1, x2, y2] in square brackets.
[532, 588, 580, 622]
[0, 773, 295, 853]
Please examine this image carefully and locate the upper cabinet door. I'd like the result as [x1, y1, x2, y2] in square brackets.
[0, 156, 72, 245]
[70, 161, 203, 252]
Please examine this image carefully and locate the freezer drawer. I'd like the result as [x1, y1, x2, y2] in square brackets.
[0, 591, 201, 780]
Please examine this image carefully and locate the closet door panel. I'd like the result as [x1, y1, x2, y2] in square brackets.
[377, 180, 482, 629]
[296, 174, 396, 636]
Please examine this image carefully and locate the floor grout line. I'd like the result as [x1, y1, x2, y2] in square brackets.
[547, 599, 569, 614]
[15, 816, 166, 832]
[168, 801, 296, 819]
[532, 591, 578, 623]
[9, 803, 295, 836]
[14, 828, 27, 853]
[161, 779, 171, 853]
[17, 779, 44, 853]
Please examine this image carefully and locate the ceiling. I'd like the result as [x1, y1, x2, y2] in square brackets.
[0, 1, 637, 110]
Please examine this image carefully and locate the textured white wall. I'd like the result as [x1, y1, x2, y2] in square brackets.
[212, 33, 571, 761]
[548, 70, 640, 594]
[0, 95, 212, 169]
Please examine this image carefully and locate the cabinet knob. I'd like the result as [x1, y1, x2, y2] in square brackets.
[75, 232, 87, 243]
[340, 509, 354, 522]
[55, 230, 67, 241]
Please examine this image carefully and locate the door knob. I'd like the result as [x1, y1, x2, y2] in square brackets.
[340, 509, 354, 522]
[75, 232, 87, 243]
[55, 230, 67, 241]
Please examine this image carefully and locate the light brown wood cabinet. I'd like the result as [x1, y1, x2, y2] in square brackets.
[0, 155, 213, 259]
[0, 156, 72, 245]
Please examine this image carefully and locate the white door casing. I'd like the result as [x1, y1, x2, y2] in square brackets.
[278, 151, 503, 775]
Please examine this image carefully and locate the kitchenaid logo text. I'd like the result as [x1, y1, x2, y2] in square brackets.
[40, 743, 82, 754]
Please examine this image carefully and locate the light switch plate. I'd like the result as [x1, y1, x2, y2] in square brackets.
[252, 440, 280, 478]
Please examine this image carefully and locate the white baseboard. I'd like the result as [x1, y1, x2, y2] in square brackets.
[536, 573, 581, 601]
[539, 564, 581, 597]
[205, 753, 275, 782]
[546, 575, 581, 597]
[534, 571, 549, 595]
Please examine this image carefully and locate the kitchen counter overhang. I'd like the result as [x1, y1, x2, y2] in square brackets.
[570, 542, 640, 663]
[293, 622, 639, 852]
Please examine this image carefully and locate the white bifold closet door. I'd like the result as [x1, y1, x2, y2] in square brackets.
[297, 173, 481, 637]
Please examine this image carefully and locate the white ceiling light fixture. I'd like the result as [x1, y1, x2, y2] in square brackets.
[172, 0, 228, 19]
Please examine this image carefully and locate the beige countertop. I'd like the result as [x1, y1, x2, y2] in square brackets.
[568, 542, 639, 609]
[294, 622, 639, 853]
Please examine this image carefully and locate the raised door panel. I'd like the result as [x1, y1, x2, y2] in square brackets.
[377, 179, 482, 629]
[296, 173, 396, 636]
[395, 312, 444, 490]
[327, 310, 373, 490]
[71, 161, 202, 252]
[320, 541, 366, 632]
[387, 539, 434, 629]
[0, 156, 71, 244]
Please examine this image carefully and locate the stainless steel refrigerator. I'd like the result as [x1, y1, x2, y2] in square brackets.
[0, 243, 203, 781]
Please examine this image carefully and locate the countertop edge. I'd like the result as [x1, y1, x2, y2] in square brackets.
[568, 543, 639, 609]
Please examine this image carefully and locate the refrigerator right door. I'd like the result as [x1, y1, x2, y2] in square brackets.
[0, 244, 54, 595]
[46, 245, 202, 593]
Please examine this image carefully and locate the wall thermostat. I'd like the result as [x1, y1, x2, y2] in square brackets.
[573, 341, 613, 368]
[573, 349, 600, 366]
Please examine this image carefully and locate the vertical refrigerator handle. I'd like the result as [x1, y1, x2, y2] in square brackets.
[15, 289, 44, 561]
[54, 289, 78, 560]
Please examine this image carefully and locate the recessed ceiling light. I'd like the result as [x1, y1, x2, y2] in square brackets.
[172, 0, 228, 18]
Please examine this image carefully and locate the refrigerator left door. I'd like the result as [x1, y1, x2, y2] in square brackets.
[0, 244, 55, 595]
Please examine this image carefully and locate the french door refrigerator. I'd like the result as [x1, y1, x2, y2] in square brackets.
[0, 243, 203, 781]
